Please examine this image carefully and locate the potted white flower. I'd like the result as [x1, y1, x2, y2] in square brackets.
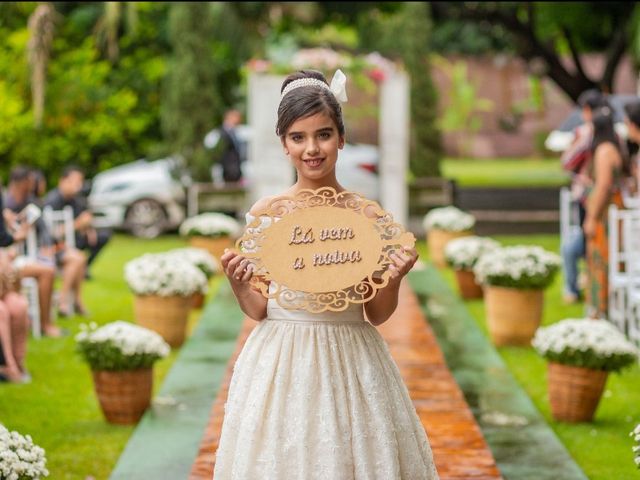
[179, 213, 241, 261]
[165, 247, 219, 309]
[445, 236, 500, 299]
[532, 319, 639, 422]
[76, 321, 170, 425]
[124, 253, 208, 347]
[473, 245, 561, 346]
[423, 206, 475, 268]
[631, 423, 640, 468]
[0, 425, 49, 479]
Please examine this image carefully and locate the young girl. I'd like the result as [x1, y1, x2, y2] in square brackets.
[215, 70, 439, 479]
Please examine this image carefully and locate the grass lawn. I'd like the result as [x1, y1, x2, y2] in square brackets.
[441, 157, 571, 187]
[0, 233, 222, 480]
[417, 234, 640, 480]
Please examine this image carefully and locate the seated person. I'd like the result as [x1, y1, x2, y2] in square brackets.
[6, 167, 87, 319]
[44, 165, 111, 280]
[3, 166, 60, 336]
[0, 189, 30, 383]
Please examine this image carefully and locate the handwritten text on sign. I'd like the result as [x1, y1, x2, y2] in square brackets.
[257, 206, 383, 293]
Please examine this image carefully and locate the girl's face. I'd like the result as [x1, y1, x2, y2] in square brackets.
[625, 117, 640, 143]
[282, 112, 344, 183]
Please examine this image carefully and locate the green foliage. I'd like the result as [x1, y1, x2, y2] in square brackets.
[76, 339, 163, 371]
[161, 3, 221, 182]
[432, 55, 493, 144]
[359, 3, 443, 178]
[0, 3, 170, 180]
[540, 347, 638, 373]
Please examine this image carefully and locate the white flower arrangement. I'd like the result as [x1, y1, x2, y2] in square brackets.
[75, 321, 170, 371]
[532, 319, 639, 372]
[165, 248, 218, 279]
[473, 245, 561, 289]
[423, 206, 475, 232]
[631, 423, 640, 468]
[124, 253, 208, 296]
[179, 213, 241, 238]
[445, 236, 501, 270]
[0, 425, 48, 480]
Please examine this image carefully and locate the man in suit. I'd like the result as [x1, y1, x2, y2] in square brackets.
[219, 109, 243, 183]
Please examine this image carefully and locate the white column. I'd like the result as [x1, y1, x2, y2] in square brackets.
[247, 73, 294, 206]
[379, 71, 410, 227]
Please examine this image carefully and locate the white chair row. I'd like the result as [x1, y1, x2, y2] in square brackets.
[608, 204, 640, 347]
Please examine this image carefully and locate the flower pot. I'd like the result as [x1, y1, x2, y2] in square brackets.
[484, 286, 543, 346]
[454, 268, 483, 299]
[191, 291, 205, 309]
[133, 294, 192, 348]
[92, 368, 152, 425]
[426, 229, 473, 268]
[188, 236, 233, 262]
[547, 362, 608, 422]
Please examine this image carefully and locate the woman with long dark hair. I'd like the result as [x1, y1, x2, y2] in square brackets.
[583, 105, 630, 318]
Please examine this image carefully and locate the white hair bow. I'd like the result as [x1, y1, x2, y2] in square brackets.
[330, 69, 348, 103]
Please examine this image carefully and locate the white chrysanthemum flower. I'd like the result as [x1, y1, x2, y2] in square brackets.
[75, 321, 170, 359]
[164, 248, 218, 278]
[423, 206, 475, 232]
[0, 425, 49, 479]
[533, 318, 640, 372]
[473, 245, 561, 289]
[445, 236, 500, 270]
[179, 213, 241, 238]
[124, 253, 208, 296]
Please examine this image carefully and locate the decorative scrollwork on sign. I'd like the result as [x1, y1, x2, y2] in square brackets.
[235, 187, 416, 312]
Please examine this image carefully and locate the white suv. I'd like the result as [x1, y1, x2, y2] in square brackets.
[88, 157, 187, 238]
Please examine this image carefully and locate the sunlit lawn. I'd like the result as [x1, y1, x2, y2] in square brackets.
[418, 234, 640, 480]
[0, 234, 222, 480]
[441, 157, 571, 187]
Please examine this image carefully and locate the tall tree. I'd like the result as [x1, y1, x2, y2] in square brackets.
[431, 2, 637, 102]
[161, 2, 221, 182]
[27, 2, 56, 128]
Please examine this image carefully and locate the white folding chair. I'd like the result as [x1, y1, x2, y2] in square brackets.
[42, 205, 76, 311]
[42, 205, 76, 250]
[621, 207, 640, 347]
[21, 226, 42, 338]
[608, 204, 640, 346]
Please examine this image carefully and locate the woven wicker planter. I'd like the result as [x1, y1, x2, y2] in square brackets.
[426, 229, 473, 268]
[454, 268, 483, 299]
[548, 362, 608, 422]
[484, 286, 543, 346]
[189, 235, 233, 262]
[191, 292, 206, 309]
[92, 368, 153, 425]
[133, 295, 192, 348]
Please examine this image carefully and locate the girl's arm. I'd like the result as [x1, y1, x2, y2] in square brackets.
[364, 246, 418, 326]
[221, 249, 268, 321]
[584, 143, 619, 238]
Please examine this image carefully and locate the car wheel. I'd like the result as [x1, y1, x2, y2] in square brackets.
[125, 199, 168, 238]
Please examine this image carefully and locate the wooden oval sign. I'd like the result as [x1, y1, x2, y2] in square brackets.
[236, 188, 415, 312]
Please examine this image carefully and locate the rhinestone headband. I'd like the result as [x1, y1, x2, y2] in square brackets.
[279, 69, 348, 103]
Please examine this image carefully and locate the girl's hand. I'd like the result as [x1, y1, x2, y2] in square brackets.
[221, 249, 254, 285]
[387, 246, 418, 282]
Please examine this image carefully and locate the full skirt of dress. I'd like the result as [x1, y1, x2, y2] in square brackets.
[212, 302, 439, 480]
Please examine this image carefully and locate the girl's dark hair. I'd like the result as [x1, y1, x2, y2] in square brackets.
[591, 105, 631, 176]
[276, 70, 345, 138]
[624, 99, 640, 128]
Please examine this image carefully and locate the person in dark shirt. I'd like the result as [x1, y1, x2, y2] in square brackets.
[44, 165, 112, 281]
